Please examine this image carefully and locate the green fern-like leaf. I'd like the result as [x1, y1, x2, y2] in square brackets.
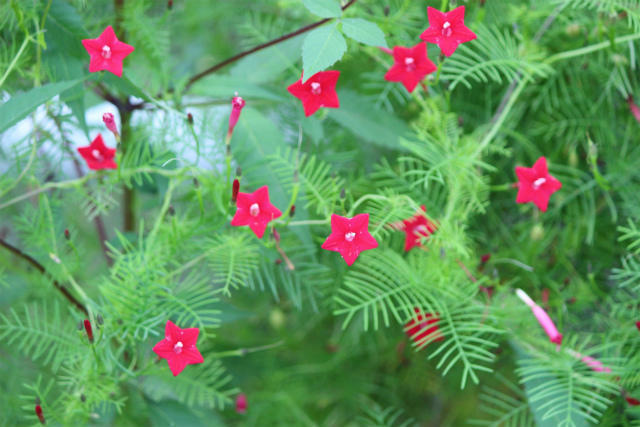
[440, 25, 552, 90]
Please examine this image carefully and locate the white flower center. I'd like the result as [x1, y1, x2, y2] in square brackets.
[345, 232, 356, 242]
[249, 203, 260, 217]
[101, 45, 112, 59]
[310, 82, 322, 95]
[92, 149, 103, 160]
[404, 56, 416, 71]
[533, 177, 547, 189]
[442, 21, 453, 37]
[173, 341, 183, 354]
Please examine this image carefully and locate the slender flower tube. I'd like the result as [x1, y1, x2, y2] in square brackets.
[627, 96, 640, 123]
[516, 289, 563, 345]
[566, 349, 611, 373]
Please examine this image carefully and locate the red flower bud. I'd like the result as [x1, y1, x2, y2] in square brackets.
[272, 228, 280, 243]
[102, 112, 119, 137]
[628, 96, 640, 123]
[235, 393, 248, 414]
[232, 179, 240, 203]
[168, 0, 173, 9]
[636, 321, 640, 331]
[64, 229, 70, 240]
[289, 205, 295, 218]
[187, 112, 193, 124]
[541, 288, 549, 305]
[275, 259, 282, 265]
[83, 319, 94, 343]
[626, 396, 640, 406]
[228, 95, 246, 135]
[480, 253, 491, 264]
[35, 404, 45, 424]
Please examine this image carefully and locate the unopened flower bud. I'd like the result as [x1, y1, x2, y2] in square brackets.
[35, 404, 45, 424]
[64, 229, 70, 240]
[193, 178, 199, 188]
[235, 167, 242, 177]
[228, 95, 246, 135]
[232, 179, 240, 203]
[339, 188, 345, 199]
[83, 319, 94, 343]
[168, 0, 173, 9]
[272, 228, 280, 243]
[275, 259, 282, 265]
[187, 112, 193, 124]
[102, 113, 119, 138]
[235, 393, 248, 414]
[97, 314, 104, 326]
[289, 205, 295, 218]
[167, 205, 175, 216]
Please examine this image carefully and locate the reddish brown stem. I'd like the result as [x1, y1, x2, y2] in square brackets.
[184, 0, 358, 92]
[0, 238, 87, 315]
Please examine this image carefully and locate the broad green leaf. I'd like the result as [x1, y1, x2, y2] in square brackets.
[302, 0, 341, 18]
[341, 18, 388, 47]
[0, 80, 82, 133]
[302, 23, 347, 82]
[328, 90, 411, 149]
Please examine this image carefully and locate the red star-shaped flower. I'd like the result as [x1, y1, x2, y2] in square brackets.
[153, 320, 204, 376]
[231, 186, 282, 238]
[81, 25, 134, 77]
[287, 70, 340, 117]
[400, 205, 437, 252]
[515, 156, 562, 212]
[384, 42, 437, 93]
[321, 213, 378, 265]
[404, 308, 444, 348]
[420, 6, 477, 57]
[77, 134, 117, 170]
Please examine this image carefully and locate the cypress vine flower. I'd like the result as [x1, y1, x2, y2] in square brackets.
[235, 393, 248, 414]
[515, 156, 562, 212]
[153, 320, 204, 376]
[404, 308, 443, 347]
[636, 321, 640, 331]
[384, 42, 437, 93]
[321, 213, 378, 265]
[231, 186, 282, 238]
[81, 25, 134, 77]
[420, 6, 477, 57]
[516, 289, 563, 345]
[287, 70, 340, 117]
[77, 134, 117, 170]
[400, 205, 437, 252]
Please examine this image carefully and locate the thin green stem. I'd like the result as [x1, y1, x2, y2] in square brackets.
[546, 33, 640, 64]
[0, 35, 31, 88]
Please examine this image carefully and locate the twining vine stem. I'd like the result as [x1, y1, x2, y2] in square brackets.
[183, 0, 358, 92]
[0, 238, 87, 315]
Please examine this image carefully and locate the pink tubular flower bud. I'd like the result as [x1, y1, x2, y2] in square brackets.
[235, 393, 247, 414]
[228, 95, 246, 136]
[379, 46, 393, 55]
[580, 355, 611, 373]
[35, 404, 45, 424]
[516, 288, 563, 345]
[627, 96, 640, 123]
[102, 112, 119, 138]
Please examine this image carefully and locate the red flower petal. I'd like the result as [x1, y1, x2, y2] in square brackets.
[514, 156, 561, 212]
[287, 70, 341, 117]
[321, 213, 378, 265]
